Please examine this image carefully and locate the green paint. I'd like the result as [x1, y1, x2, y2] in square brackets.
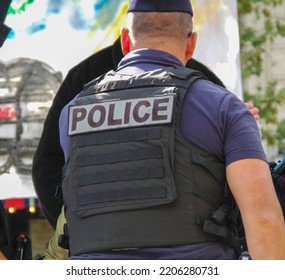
[7, 0, 35, 15]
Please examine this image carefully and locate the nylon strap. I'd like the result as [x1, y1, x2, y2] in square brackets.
[78, 147, 162, 167]
[77, 128, 161, 147]
[79, 167, 165, 186]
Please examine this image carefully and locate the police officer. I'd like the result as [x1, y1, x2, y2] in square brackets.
[40, 47, 260, 260]
[56, 0, 285, 260]
[41, 57, 261, 262]
[32, 21, 260, 233]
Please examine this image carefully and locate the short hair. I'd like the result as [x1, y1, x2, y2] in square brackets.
[127, 12, 193, 43]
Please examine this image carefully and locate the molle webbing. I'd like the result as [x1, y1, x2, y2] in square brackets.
[62, 67, 231, 255]
[76, 128, 167, 208]
[66, 123, 177, 217]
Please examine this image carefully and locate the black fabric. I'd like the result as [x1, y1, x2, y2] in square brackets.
[0, 0, 12, 47]
[185, 59, 225, 88]
[0, 23, 11, 48]
[271, 166, 285, 218]
[32, 37, 226, 229]
[78, 128, 161, 147]
[272, 173, 285, 191]
[0, 202, 9, 252]
[127, 0, 193, 16]
[0, 198, 14, 260]
[0, 0, 11, 23]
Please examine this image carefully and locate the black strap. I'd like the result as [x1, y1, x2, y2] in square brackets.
[191, 153, 225, 184]
[58, 223, 70, 250]
[79, 185, 167, 206]
[78, 128, 161, 147]
[80, 167, 165, 186]
[211, 204, 229, 223]
[78, 147, 162, 167]
[203, 220, 242, 254]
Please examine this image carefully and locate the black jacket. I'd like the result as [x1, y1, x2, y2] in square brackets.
[0, 0, 11, 47]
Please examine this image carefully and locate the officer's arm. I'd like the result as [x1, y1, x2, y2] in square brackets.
[226, 158, 285, 260]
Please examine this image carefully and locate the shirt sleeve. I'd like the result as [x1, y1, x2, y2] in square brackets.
[219, 92, 267, 166]
[180, 79, 267, 166]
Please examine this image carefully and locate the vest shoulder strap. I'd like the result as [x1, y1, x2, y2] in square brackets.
[79, 67, 207, 98]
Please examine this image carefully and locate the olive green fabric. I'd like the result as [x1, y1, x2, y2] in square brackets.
[43, 207, 68, 260]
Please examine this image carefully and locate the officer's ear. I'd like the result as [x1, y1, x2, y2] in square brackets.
[121, 27, 131, 56]
[185, 31, 197, 63]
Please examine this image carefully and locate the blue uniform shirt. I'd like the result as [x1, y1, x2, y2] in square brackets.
[59, 49, 267, 259]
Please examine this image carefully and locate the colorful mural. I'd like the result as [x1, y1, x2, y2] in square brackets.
[1, 0, 129, 77]
[0, 0, 241, 200]
[5, 0, 128, 39]
[1, 0, 241, 93]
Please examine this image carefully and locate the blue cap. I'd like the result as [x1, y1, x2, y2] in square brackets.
[127, 0, 193, 16]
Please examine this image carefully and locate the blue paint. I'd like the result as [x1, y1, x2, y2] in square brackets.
[93, 0, 108, 12]
[69, 8, 87, 30]
[47, 0, 64, 14]
[27, 21, 47, 35]
[7, 29, 15, 39]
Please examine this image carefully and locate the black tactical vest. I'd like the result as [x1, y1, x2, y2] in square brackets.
[61, 67, 240, 256]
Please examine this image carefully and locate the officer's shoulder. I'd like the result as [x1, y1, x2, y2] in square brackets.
[189, 78, 233, 101]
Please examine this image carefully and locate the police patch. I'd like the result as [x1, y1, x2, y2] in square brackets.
[68, 95, 174, 135]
